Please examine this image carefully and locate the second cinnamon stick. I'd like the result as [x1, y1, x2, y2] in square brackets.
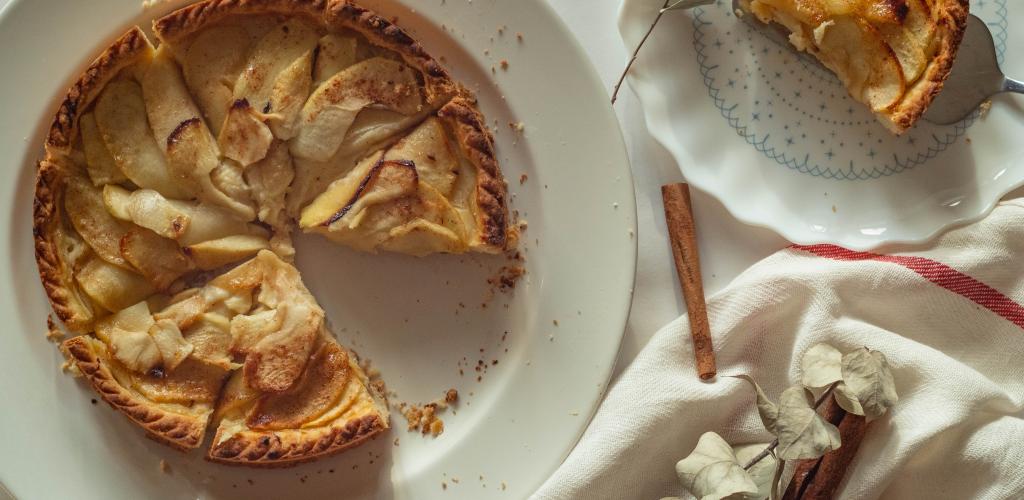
[782, 396, 869, 499]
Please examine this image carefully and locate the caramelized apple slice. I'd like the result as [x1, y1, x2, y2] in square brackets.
[244, 252, 323, 393]
[128, 357, 229, 404]
[183, 313, 235, 369]
[103, 184, 259, 247]
[218, 99, 274, 166]
[65, 175, 132, 269]
[245, 140, 295, 259]
[148, 319, 193, 371]
[264, 50, 314, 139]
[247, 340, 351, 430]
[229, 308, 284, 355]
[120, 228, 193, 291]
[143, 46, 256, 219]
[177, 204, 263, 247]
[380, 219, 463, 256]
[815, 16, 905, 111]
[76, 257, 156, 312]
[186, 234, 270, 271]
[299, 150, 391, 228]
[93, 301, 161, 372]
[291, 57, 424, 162]
[385, 117, 459, 196]
[179, 21, 273, 136]
[93, 79, 189, 199]
[79, 113, 128, 186]
[313, 34, 358, 85]
[214, 369, 261, 422]
[874, 0, 935, 84]
[230, 19, 319, 140]
[103, 186, 190, 240]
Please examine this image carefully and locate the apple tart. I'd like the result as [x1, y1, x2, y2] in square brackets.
[34, 0, 511, 466]
[739, 0, 969, 134]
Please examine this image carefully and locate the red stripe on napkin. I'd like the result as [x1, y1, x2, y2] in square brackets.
[793, 244, 1024, 330]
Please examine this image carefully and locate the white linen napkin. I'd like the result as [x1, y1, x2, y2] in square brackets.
[534, 199, 1024, 500]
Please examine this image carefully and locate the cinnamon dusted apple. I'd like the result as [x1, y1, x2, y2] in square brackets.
[34, 0, 513, 466]
[739, 0, 968, 133]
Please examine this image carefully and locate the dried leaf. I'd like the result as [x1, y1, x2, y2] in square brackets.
[676, 432, 759, 500]
[775, 386, 841, 460]
[840, 348, 898, 420]
[734, 443, 778, 499]
[834, 382, 864, 415]
[800, 343, 843, 389]
[731, 375, 779, 435]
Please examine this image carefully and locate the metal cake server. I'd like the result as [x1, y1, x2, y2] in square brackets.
[925, 15, 1023, 125]
[731, 1, 1023, 125]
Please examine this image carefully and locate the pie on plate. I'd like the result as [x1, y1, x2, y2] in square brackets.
[739, 0, 969, 134]
[34, 0, 512, 467]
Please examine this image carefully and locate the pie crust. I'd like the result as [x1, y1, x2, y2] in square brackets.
[34, 0, 513, 467]
[741, 0, 969, 134]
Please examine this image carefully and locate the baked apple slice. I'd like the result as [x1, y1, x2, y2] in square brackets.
[93, 78, 189, 199]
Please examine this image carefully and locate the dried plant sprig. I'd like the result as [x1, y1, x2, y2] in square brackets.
[669, 344, 898, 500]
[611, 0, 715, 104]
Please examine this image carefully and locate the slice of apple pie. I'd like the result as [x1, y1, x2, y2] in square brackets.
[739, 0, 968, 133]
[34, 0, 512, 466]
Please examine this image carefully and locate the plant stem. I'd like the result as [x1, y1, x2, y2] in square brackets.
[611, 0, 671, 105]
[742, 382, 839, 470]
[611, 0, 713, 104]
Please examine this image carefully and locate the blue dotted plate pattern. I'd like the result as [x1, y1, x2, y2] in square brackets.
[693, 0, 1009, 180]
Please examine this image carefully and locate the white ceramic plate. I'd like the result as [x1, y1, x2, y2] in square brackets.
[0, 0, 636, 498]
[620, 0, 1023, 250]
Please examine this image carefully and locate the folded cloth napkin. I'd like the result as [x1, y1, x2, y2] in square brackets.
[534, 199, 1024, 500]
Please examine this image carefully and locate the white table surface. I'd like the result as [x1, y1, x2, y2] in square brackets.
[544, 0, 789, 374]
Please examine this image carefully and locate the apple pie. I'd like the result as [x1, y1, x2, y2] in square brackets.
[34, 0, 511, 466]
[739, 0, 969, 134]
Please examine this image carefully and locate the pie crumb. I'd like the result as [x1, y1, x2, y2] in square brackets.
[60, 358, 82, 378]
[45, 315, 64, 342]
[979, 99, 993, 118]
[519, 173, 528, 184]
[500, 59, 509, 70]
[487, 265, 525, 293]
[516, 32, 523, 42]
[501, 481, 508, 490]
[159, 459, 171, 474]
[399, 389, 458, 437]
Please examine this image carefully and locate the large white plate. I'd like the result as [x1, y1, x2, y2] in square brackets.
[0, 0, 636, 498]
[620, 0, 1023, 250]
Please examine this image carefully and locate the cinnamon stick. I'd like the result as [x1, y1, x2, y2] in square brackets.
[661, 183, 715, 380]
[782, 396, 869, 499]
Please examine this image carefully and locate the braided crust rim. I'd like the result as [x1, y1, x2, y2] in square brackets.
[35, 28, 154, 333]
[152, 0, 457, 108]
[46, 27, 152, 154]
[62, 336, 211, 451]
[34, 159, 92, 332]
[881, 0, 969, 134]
[438, 97, 510, 252]
[207, 413, 386, 467]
